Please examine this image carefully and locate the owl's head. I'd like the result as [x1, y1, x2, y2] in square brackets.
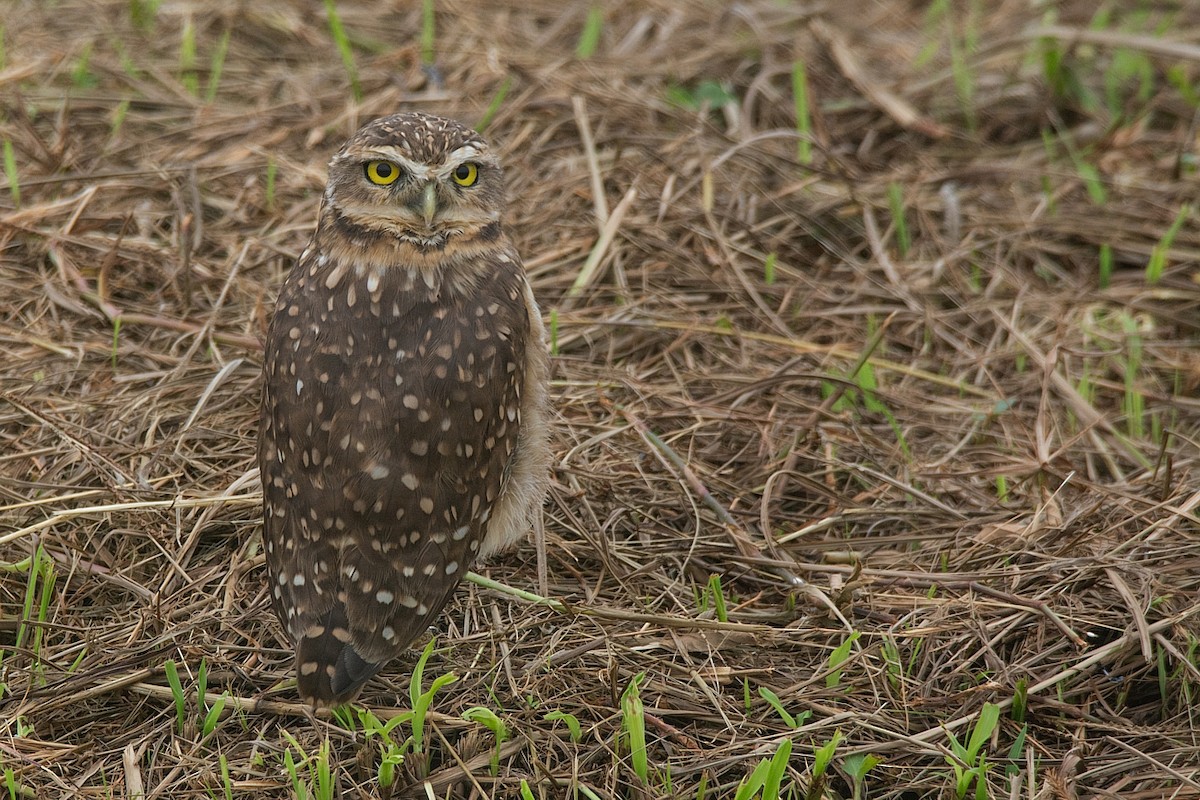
[319, 112, 505, 255]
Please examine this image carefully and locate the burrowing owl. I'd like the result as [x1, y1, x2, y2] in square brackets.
[258, 112, 550, 707]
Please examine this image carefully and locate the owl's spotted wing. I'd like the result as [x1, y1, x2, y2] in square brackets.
[260, 250, 531, 706]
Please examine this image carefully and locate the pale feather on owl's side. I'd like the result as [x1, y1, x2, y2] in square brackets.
[258, 112, 550, 707]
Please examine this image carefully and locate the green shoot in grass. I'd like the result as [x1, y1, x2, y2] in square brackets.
[330, 705, 356, 733]
[163, 659, 186, 735]
[324, 0, 362, 102]
[1042, 127, 1106, 205]
[312, 739, 334, 800]
[110, 98, 131, 139]
[216, 753, 232, 800]
[576, 6, 603, 59]
[130, 0, 160, 33]
[763, 252, 777, 286]
[1121, 313, 1144, 439]
[195, 657, 210, 705]
[1011, 678, 1027, 723]
[205, 29, 230, 103]
[281, 733, 335, 800]
[3, 139, 19, 208]
[1166, 64, 1200, 109]
[734, 737, 791, 800]
[792, 61, 811, 164]
[110, 318, 121, 369]
[620, 673, 649, 785]
[707, 574, 728, 622]
[757, 687, 809, 730]
[543, 710, 581, 742]
[265, 157, 277, 211]
[476, 76, 512, 133]
[15, 545, 55, 685]
[842, 753, 882, 800]
[180, 16, 198, 95]
[358, 708, 412, 791]
[202, 692, 229, 739]
[665, 80, 737, 114]
[462, 706, 508, 775]
[1146, 203, 1190, 285]
[1159, 641, 1170, 710]
[519, 779, 536, 800]
[994, 475, 1008, 503]
[4, 767, 17, 800]
[811, 728, 842, 793]
[924, 0, 979, 129]
[111, 39, 141, 78]
[945, 701, 1000, 800]
[1098, 243, 1112, 288]
[1003, 724, 1028, 778]
[887, 182, 910, 257]
[855, 358, 911, 460]
[826, 631, 861, 689]
[71, 42, 98, 88]
[283, 746, 304, 799]
[29, 552, 55, 685]
[408, 638, 457, 757]
[421, 0, 435, 67]
[547, 307, 559, 356]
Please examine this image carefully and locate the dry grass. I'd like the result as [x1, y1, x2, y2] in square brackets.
[2, 1, 1200, 797]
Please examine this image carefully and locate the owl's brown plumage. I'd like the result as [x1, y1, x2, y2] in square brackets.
[258, 112, 549, 707]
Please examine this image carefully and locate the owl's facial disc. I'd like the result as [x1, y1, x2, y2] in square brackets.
[348, 143, 492, 236]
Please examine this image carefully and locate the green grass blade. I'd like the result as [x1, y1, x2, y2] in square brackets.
[163, 659, 185, 735]
[324, 0, 361, 102]
[3, 139, 20, 208]
[421, 0, 435, 67]
[576, 6, 603, 58]
[792, 61, 811, 164]
[825, 631, 861, 689]
[621, 673, 648, 784]
[757, 687, 796, 728]
[179, 16, 198, 95]
[543, 710, 581, 742]
[205, 29, 231, 103]
[763, 737, 792, 797]
[476, 76, 512, 133]
[965, 702, 1000, 762]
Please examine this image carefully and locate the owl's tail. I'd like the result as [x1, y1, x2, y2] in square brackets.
[294, 604, 381, 708]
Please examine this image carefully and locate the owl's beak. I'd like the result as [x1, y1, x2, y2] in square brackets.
[419, 182, 438, 226]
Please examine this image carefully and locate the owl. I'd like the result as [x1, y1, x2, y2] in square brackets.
[258, 112, 550, 708]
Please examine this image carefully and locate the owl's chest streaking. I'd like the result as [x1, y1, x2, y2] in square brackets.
[259, 248, 530, 633]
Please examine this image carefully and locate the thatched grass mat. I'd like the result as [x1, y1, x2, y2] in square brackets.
[2, 1, 1200, 797]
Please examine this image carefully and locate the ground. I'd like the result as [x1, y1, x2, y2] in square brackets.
[2, 1, 1200, 798]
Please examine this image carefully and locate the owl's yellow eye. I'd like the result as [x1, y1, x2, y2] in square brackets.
[364, 161, 400, 186]
[451, 162, 479, 187]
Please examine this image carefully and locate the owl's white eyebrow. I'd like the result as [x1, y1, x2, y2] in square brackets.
[446, 144, 481, 162]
